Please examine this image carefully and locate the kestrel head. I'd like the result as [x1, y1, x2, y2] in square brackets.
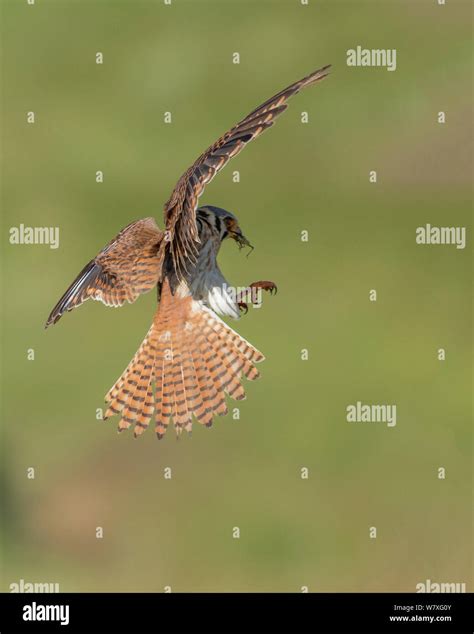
[197, 205, 253, 252]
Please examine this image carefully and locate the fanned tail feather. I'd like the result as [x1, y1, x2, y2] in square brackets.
[104, 279, 264, 438]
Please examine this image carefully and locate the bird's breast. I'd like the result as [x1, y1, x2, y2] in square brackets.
[186, 241, 239, 319]
[188, 243, 224, 298]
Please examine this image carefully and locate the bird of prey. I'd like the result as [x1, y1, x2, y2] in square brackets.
[46, 65, 331, 439]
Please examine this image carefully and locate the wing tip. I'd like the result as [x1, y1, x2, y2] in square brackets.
[304, 64, 332, 86]
[44, 312, 60, 329]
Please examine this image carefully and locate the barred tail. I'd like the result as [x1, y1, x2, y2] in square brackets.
[104, 279, 264, 439]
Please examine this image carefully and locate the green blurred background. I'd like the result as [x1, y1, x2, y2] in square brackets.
[1, 0, 472, 592]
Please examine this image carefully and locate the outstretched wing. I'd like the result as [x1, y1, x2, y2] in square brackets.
[164, 64, 331, 277]
[45, 217, 164, 327]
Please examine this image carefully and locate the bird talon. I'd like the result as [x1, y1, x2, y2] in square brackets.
[249, 281, 277, 295]
[238, 302, 248, 315]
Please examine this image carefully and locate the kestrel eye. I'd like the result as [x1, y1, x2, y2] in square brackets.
[226, 219, 237, 233]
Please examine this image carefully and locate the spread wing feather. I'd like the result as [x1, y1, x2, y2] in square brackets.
[164, 64, 331, 277]
[45, 217, 164, 327]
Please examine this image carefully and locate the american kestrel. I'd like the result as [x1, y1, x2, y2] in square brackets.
[46, 65, 331, 439]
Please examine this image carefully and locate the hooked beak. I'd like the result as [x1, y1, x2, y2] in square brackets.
[232, 229, 254, 256]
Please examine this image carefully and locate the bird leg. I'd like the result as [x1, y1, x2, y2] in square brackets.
[237, 281, 277, 314]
